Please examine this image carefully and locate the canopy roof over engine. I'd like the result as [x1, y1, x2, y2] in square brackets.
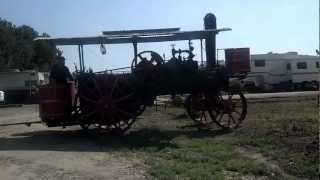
[34, 13, 230, 70]
[34, 28, 231, 45]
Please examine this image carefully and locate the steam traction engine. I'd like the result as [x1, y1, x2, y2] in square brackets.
[36, 13, 247, 134]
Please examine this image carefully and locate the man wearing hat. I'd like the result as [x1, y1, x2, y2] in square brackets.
[48, 53, 74, 124]
[49, 55, 73, 84]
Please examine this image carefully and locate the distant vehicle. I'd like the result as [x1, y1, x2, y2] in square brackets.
[0, 91, 4, 104]
[225, 51, 320, 92]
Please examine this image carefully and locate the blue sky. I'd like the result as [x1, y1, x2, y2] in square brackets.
[0, 0, 319, 71]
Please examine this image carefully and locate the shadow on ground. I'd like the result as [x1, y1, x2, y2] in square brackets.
[0, 128, 230, 152]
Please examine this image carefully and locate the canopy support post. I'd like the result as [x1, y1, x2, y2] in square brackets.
[78, 45, 82, 71]
[81, 45, 85, 71]
[133, 41, 138, 66]
[78, 44, 85, 72]
[200, 39, 204, 67]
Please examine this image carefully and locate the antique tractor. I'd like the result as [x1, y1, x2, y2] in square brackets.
[31, 13, 247, 134]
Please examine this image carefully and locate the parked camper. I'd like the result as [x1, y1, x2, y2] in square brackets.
[246, 52, 319, 91]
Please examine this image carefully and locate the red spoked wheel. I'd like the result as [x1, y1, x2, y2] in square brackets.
[185, 90, 247, 130]
[78, 74, 145, 135]
[210, 91, 247, 129]
[185, 92, 217, 126]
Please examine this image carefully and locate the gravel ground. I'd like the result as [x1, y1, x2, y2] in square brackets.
[0, 105, 145, 180]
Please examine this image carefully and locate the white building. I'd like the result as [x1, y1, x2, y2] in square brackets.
[245, 52, 320, 90]
[0, 70, 49, 91]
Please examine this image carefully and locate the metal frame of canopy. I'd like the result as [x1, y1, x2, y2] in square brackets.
[34, 13, 231, 72]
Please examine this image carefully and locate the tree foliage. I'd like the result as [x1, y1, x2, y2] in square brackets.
[0, 18, 57, 71]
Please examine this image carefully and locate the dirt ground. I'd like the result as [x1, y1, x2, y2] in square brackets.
[0, 96, 318, 180]
[0, 105, 145, 180]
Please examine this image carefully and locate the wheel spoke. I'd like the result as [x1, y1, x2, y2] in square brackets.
[114, 122, 121, 128]
[201, 111, 207, 122]
[115, 107, 134, 118]
[199, 111, 203, 122]
[115, 93, 133, 103]
[102, 111, 105, 120]
[110, 78, 119, 98]
[93, 77, 103, 97]
[199, 111, 206, 122]
[229, 114, 236, 124]
[227, 115, 231, 126]
[79, 94, 97, 104]
[82, 83, 98, 99]
[109, 114, 116, 124]
[233, 110, 241, 116]
[217, 113, 224, 122]
[138, 54, 144, 60]
[81, 109, 97, 118]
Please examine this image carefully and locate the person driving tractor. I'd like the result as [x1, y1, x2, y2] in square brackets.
[49, 53, 73, 84]
[49, 52, 74, 124]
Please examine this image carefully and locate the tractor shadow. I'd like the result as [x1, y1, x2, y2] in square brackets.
[0, 127, 231, 152]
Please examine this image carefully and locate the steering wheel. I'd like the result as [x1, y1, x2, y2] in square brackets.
[131, 51, 164, 70]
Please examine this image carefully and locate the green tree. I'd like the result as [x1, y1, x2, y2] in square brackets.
[14, 25, 37, 69]
[0, 18, 16, 70]
[33, 34, 57, 71]
[0, 18, 56, 71]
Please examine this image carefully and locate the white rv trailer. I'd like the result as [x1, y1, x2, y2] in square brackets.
[245, 52, 319, 90]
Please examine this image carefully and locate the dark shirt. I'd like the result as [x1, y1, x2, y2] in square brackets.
[49, 64, 73, 84]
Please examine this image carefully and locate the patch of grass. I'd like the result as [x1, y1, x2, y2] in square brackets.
[145, 137, 272, 179]
[225, 158, 270, 176]
[94, 100, 318, 179]
[281, 152, 319, 178]
[233, 100, 319, 179]
[126, 106, 275, 179]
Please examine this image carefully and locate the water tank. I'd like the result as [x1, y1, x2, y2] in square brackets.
[225, 48, 251, 74]
[38, 82, 75, 127]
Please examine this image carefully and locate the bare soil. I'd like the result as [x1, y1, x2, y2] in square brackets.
[0, 105, 145, 180]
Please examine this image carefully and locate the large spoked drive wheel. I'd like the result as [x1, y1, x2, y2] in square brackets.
[79, 74, 145, 135]
[210, 91, 247, 129]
